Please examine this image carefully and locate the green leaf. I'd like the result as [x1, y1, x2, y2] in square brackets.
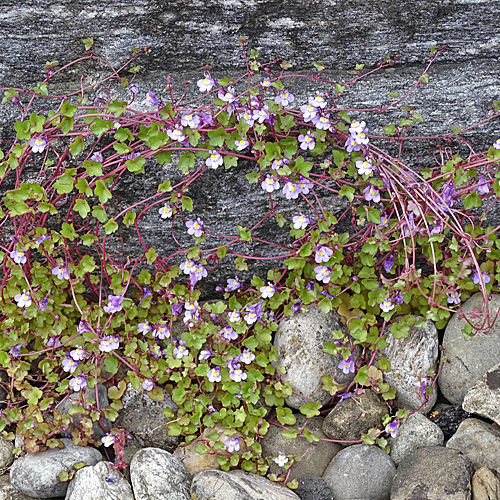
[245, 171, 260, 184]
[237, 225, 252, 242]
[33, 82, 48, 96]
[123, 211, 136, 228]
[146, 248, 158, 264]
[463, 191, 482, 209]
[418, 74, 429, 84]
[299, 401, 322, 418]
[83, 37, 94, 50]
[155, 150, 172, 165]
[104, 218, 118, 234]
[208, 127, 229, 148]
[126, 156, 145, 173]
[178, 152, 195, 174]
[95, 180, 112, 204]
[53, 173, 74, 195]
[181, 196, 193, 212]
[378, 357, 391, 372]
[92, 205, 107, 223]
[83, 160, 103, 177]
[277, 407, 296, 426]
[80, 234, 98, 246]
[60, 101, 78, 118]
[90, 118, 112, 137]
[157, 180, 172, 193]
[74, 199, 90, 218]
[70, 136, 84, 157]
[339, 185, 355, 202]
[14, 121, 31, 140]
[61, 222, 77, 241]
[60, 117, 74, 134]
[107, 100, 127, 117]
[313, 62, 325, 71]
[29, 113, 45, 132]
[224, 155, 238, 170]
[104, 356, 118, 375]
[384, 124, 396, 136]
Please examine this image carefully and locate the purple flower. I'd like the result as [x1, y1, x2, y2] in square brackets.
[414, 377, 427, 397]
[9, 343, 23, 358]
[153, 324, 170, 340]
[298, 176, 313, 194]
[172, 303, 183, 317]
[274, 452, 288, 467]
[142, 91, 161, 106]
[364, 185, 380, 203]
[356, 159, 374, 176]
[438, 183, 455, 213]
[200, 112, 215, 126]
[199, 349, 213, 360]
[218, 86, 236, 103]
[186, 218, 204, 238]
[159, 204, 173, 219]
[393, 291, 404, 305]
[184, 301, 200, 325]
[244, 301, 264, 325]
[142, 378, 154, 391]
[119, 152, 141, 161]
[181, 110, 201, 129]
[380, 298, 395, 312]
[383, 254, 395, 273]
[345, 136, 361, 153]
[173, 340, 189, 359]
[193, 262, 207, 280]
[206, 150, 223, 169]
[315, 245, 333, 264]
[10, 249, 27, 265]
[70, 346, 86, 361]
[47, 336, 62, 347]
[261, 78, 272, 87]
[261, 175, 280, 193]
[69, 375, 87, 392]
[101, 433, 116, 447]
[235, 138, 249, 151]
[275, 90, 294, 106]
[291, 300, 302, 314]
[430, 221, 442, 235]
[167, 127, 185, 142]
[224, 437, 240, 453]
[471, 269, 491, 285]
[252, 106, 270, 124]
[139, 286, 153, 305]
[226, 276, 242, 291]
[385, 421, 398, 438]
[228, 310, 241, 323]
[14, 290, 32, 308]
[229, 364, 247, 382]
[103, 295, 123, 313]
[354, 129, 369, 145]
[197, 73, 216, 92]
[77, 321, 91, 335]
[62, 356, 79, 373]
[313, 113, 330, 130]
[310, 93, 327, 109]
[33, 234, 50, 247]
[221, 325, 238, 341]
[314, 265, 332, 283]
[271, 157, 289, 170]
[338, 356, 355, 374]
[260, 283, 276, 299]
[238, 109, 255, 127]
[240, 348, 256, 364]
[338, 392, 355, 402]
[447, 290, 461, 305]
[293, 214, 311, 230]
[349, 120, 367, 135]
[283, 181, 300, 200]
[379, 215, 389, 228]
[301, 103, 319, 123]
[207, 367, 222, 383]
[38, 296, 48, 310]
[298, 131, 315, 150]
[90, 151, 103, 162]
[52, 265, 70, 281]
[29, 137, 48, 153]
[476, 176, 490, 195]
[180, 259, 195, 275]
[493, 138, 500, 150]
[99, 335, 120, 352]
[129, 84, 139, 95]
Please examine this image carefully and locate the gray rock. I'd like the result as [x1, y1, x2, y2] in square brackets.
[429, 404, 471, 440]
[260, 415, 341, 480]
[9, 438, 102, 499]
[115, 383, 180, 450]
[190, 469, 300, 500]
[294, 476, 333, 500]
[130, 447, 191, 500]
[471, 467, 500, 500]
[65, 461, 134, 500]
[439, 293, 500, 405]
[377, 318, 439, 412]
[463, 362, 500, 426]
[273, 307, 356, 409]
[322, 390, 388, 443]
[390, 412, 444, 466]
[447, 418, 500, 472]
[391, 446, 473, 500]
[58, 383, 112, 440]
[322, 444, 396, 500]
[0, 474, 37, 500]
[0, 438, 14, 469]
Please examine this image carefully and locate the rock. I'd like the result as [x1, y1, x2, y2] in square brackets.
[0, 438, 14, 469]
[472, 467, 500, 500]
[65, 461, 134, 500]
[439, 293, 500, 404]
[391, 446, 473, 500]
[463, 362, 500, 426]
[260, 415, 341, 480]
[322, 390, 387, 443]
[190, 469, 300, 500]
[0, 474, 37, 500]
[130, 447, 192, 500]
[322, 444, 396, 500]
[57, 383, 111, 440]
[9, 438, 102, 498]
[377, 318, 439, 412]
[115, 383, 180, 450]
[429, 404, 471, 440]
[177, 423, 245, 475]
[390, 412, 444, 466]
[272, 307, 356, 409]
[294, 476, 333, 500]
[447, 418, 500, 472]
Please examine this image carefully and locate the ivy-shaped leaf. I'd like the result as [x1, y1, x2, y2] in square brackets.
[95, 180, 112, 204]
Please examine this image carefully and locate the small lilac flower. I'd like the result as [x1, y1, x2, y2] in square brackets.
[252, 105, 270, 124]
[313, 113, 330, 130]
[62, 356, 79, 374]
[183, 301, 200, 324]
[9, 343, 23, 358]
[47, 336, 62, 347]
[275, 90, 294, 106]
[364, 185, 380, 203]
[271, 157, 289, 170]
[207, 367, 222, 383]
[393, 291, 404, 305]
[173, 340, 189, 359]
[99, 335, 120, 352]
[471, 269, 491, 285]
[447, 290, 461, 305]
[385, 421, 398, 438]
[315, 245, 333, 264]
[180, 259, 196, 275]
[129, 84, 139, 94]
[310, 92, 327, 109]
[120, 152, 140, 161]
[493, 138, 500, 150]
[101, 433, 116, 447]
[379, 215, 389, 228]
[112, 121, 121, 130]
[283, 181, 300, 200]
[218, 86, 236, 103]
[260, 283, 276, 299]
[338, 392, 355, 402]
[228, 310, 241, 322]
[380, 298, 395, 312]
[69, 375, 87, 392]
[345, 136, 361, 153]
[197, 73, 216, 92]
[29, 137, 48, 153]
[10, 249, 26, 265]
[349, 121, 367, 135]
[356, 159, 374, 176]
[77, 321, 91, 334]
[301, 103, 319, 122]
[261, 78, 272, 87]
[200, 112, 215, 126]
[261, 175, 280, 193]
[193, 263, 207, 280]
[226, 276, 242, 291]
[90, 151, 103, 162]
[274, 452, 288, 467]
[103, 295, 123, 313]
[186, 218, 204, 238]
[298, 131, 315, 151]
[33, 234, 50, 247]
[238, 109, 255, 127]
[52, 265, 70, 280]
[153, 324, 170, 340]
[142, 91, 161, 106]
[476, 176, 490, 195]
[199, 349, 213, 360]
[235, 138, 249, 151]
[430, 221, 442, 235]
[14, 290, 32, 308]
[180, 110, 201, 129]
[293, 214, 311, 230]
[142, 378, 154, 391]
[224, 437, 240, 453]
[229, 364, 247, 382]
[167, 127, 185, 142]
[298, 176, 313, 194]
[221, 325, 238, 341]
[314, 265, 332, 283]
[139, 285, 153, 305]
[240, 348, 256, 364]
[414, 377, 427, 397]
[354, 129, 370, 145]
[338, 356, 355, 374]
[172, 303, 183, 317]
[383, 254, 395, 273]
[291, 300, 302, 314]
[70, 346, 86, 361]
[206, 150, 223, 169]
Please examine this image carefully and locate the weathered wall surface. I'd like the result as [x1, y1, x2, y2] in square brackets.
[0, 1, 499, 293]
